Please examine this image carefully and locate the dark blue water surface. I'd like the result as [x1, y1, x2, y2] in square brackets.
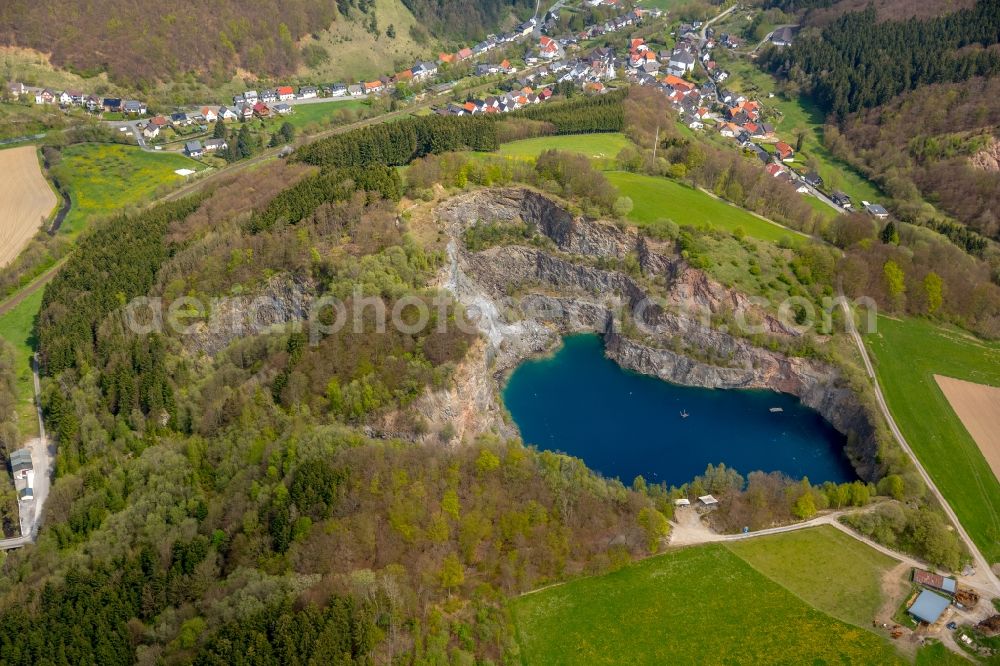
[502, 334, 857, 486]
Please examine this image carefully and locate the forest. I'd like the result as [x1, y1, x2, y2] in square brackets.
[294, 115, 499, 168]
[0, 0, 524, 86]
[827, 76, 1000, 243]
[762, 0, 1000, 117]
[2, 76, 994, 661]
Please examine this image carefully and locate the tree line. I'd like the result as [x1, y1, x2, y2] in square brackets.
[37, 196, 206, 374]
[294, 115, 499, 168]
[503, 89, 627, 134]
[247, 164, 402, 233]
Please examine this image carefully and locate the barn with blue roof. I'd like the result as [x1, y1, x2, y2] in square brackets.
[908, 590, 951, 625]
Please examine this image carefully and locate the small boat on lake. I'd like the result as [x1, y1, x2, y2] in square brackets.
[680, 410, 689, 418]
[769, 407, 784, 413]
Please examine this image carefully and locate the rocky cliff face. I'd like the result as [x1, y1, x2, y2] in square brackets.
[420, 187, 882, 480]
[182, 275, 314, 357]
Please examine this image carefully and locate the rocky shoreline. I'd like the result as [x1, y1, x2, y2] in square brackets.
[420, 187, 882, 481]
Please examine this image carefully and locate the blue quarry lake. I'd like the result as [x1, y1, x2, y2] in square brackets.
[502, 334, 857, 486]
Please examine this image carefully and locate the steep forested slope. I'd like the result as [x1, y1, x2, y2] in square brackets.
[763, 0, 1000, 117]
[0, 0, 526, 86]
[829, 76, 1000, 243]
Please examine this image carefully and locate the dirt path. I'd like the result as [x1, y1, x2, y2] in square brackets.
[0, 146, 57, 268]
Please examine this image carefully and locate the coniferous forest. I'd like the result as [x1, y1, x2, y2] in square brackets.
[764, 0, 1000, 117]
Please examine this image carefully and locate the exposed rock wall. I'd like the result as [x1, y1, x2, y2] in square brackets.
[425, 187, 883, 480]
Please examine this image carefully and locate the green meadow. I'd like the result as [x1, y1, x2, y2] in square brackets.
[54, 143, 205, 236]
[497, 132, 634, 164]
[276, 99, 371, 131]
[864, 316, 1000, 562]
[0, 289, 44, 437]
[725, 525, 897, 628]
[606, 170, 798, 243]
[512, 538, 904, 665]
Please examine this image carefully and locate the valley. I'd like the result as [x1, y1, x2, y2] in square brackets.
[0, 0, 997, 663]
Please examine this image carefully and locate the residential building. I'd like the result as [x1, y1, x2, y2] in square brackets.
[185, 140, 204, 157]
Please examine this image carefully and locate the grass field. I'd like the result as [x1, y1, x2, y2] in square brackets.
[497, 133, 635, 164]
[865, 316, 1000, 563]
[54, 143, 205, 236]
[511, 542, 904, 665]
[0, 289, 44, 438]
[725, 526, 897, 628]
[606, 171, 798, 243]
[279, 99, 371, 131]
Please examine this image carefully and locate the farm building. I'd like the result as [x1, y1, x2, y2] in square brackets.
[912, 570, 957, 595]
[698, 495, 718, 506]
[908, 590, 951, 624]
[674, 498, 691, 506]
[10, 448, 32, 480]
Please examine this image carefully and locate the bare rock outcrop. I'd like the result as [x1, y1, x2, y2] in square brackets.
[419, 187, 882, 479]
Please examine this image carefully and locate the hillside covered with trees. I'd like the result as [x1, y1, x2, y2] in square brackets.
[762, 0, 1000, 118]
[0, 0, 528, 86]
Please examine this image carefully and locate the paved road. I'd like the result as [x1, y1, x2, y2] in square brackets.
[700, 4, 737, 40]
[0, 354, 53, 550]
[839, 293, 1000, 595]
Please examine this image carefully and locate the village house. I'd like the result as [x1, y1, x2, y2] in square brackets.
[142, 123, 160, 139]
[102, 97, 121, 112]
[123, 100, 147, 115]
[456, 47, 474, 61]
[276, 86, 295, 101]
[412, 62, 438, 81]
[200, 107, 217, 123]
[218, 106, 239, 122]
[239, 104, 254, 121]
[364, 80, 384, 94]
[185, 140, 204, 157]
[667, 50, 695, 77]
[298, 86, 318, 99]
[764, 163, 786, 178]
[803, 171, 824, 188]
[831, 191, 852, 208]
[170, 112, 191, 126]
[243, 90, 259, 103]
[204, 138, 227, 152]
[253, 101, 271, 118]
[539, 36, 560, 59]
[273, 103, 292, 115]
[775, 141, 795, 162]
[864, 202, 890, 219]
[771, 26, 796, 47]
[260, 89, 278, 103]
